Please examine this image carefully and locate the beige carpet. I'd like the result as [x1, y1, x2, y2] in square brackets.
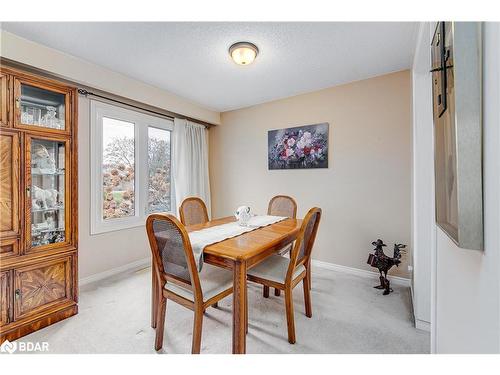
[22, 265, 429, 354]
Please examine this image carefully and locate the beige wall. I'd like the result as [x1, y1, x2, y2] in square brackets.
[210, 70, 412, 278]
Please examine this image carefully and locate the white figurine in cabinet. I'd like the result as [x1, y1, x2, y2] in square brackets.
[44, 212, 56, 230]
[32, 144, 56, 174]
[32, 185, 59, 209]
[41, 106, 57, 128]
[32, 198, 41, 210]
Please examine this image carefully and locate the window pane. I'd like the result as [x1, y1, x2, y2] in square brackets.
[102, 117, 135, 220]
[148, 127, 171, 213]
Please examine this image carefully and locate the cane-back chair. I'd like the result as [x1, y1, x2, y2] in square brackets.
[266, 195, 298, 297]
[247, 207, 322, 344]
[179, 197, 209, 226]
[146, 213, 233, 353]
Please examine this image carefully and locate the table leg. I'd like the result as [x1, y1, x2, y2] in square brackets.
[245, 285, 249, 334]
[232, 260, 247, 354]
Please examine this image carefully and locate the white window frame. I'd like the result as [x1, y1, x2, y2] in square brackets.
[90, 100, 173, 234]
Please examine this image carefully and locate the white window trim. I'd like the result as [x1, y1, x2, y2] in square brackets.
[90, 100, 173, 235]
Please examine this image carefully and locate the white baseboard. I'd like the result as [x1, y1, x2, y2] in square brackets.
[79, 257, 150, 287]
[311, 259, 411, 287]
[410, 280, 432, 332]
[79, 257, 411, 289]
[415, 319, 431, 332]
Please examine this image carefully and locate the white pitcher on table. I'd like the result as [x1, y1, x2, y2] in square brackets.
[235, 206, 252, 227]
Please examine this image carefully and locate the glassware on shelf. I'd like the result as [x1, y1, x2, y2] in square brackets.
[20, 84, 66, 130]
[40, 106, 63, 129]
[34, 107, 42, 125]
[30, 138, 66, 248]
[31, 225, 65, 247]
[21, 106, 34, 124]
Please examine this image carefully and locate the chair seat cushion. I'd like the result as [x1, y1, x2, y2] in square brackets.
[164, 263, 233, 303]
[247, 255, 306, 284]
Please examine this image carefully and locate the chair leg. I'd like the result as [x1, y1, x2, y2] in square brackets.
[263, 285, 269, 298]
[303, 277, 312, 318]
[307, 266, 312, 291]
[275, 288, 281, 297]
[154, 297, 167, 351]
[151, 267, 158, 328]
[284, 287, 296, 344]
[192, 306, 204, 354]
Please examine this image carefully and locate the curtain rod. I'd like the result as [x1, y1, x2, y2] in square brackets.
[78, 88, 213, 129]
[1, 59, 216, 129]
[78, 88, 174, 120]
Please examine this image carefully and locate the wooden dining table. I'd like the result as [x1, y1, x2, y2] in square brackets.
[184, 216, 303, 354]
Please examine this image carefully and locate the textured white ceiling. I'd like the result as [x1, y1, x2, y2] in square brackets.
[1, 22, 418, 112]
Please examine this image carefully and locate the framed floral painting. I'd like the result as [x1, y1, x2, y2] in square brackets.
[268, 122, 329, 170]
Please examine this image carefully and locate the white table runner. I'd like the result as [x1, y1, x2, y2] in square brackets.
[189, 215, 287, 271]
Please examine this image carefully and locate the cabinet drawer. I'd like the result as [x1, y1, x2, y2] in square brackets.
[1, 271, 11, 326]
[13, 255, 73, 321]
[0, 237, 20, 259]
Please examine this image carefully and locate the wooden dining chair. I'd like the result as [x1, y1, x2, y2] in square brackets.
[151, 195, 208, 330]
[146, 213, 233, 353]
[247, 207, 321, 344]
[268, 195, 298, 219]
[267, 195, 298, 297]
[179, 197, 209, 226]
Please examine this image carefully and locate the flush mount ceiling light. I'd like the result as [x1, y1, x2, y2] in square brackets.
[229, 42, 259, 65]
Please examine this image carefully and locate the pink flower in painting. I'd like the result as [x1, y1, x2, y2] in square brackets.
[268, 123, 328, 169]
[296, 132, 312, 149]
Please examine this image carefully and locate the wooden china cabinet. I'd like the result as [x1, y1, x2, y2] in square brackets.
[0, 65, 78, 342]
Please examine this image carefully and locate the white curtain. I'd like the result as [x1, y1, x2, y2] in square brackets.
[173, 118, 211, 217]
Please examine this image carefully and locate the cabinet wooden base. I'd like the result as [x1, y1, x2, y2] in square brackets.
[0, 303, 77, 344]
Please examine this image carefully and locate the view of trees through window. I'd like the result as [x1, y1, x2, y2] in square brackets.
[147, 127, 171, 213]
[102, 117, 136, 220]
[101, 117, 172, 220]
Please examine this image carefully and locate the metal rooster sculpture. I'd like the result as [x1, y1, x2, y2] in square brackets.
[367, 239, 406, 295]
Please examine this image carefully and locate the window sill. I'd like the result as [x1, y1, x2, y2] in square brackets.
[90, 212, 174, 235]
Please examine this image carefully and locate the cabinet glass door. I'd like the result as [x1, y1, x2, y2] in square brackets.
[28, 137, 69, 250]
[16, 80, 68, 132]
